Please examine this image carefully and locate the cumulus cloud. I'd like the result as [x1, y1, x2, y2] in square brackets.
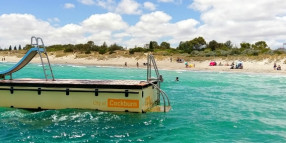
[157, 0, 174, 3]
[96, 0, 116, 11]
[123, 11, 199, 47]
[144, 2, 156, 11]
[0, 13, 129, 48]
[47, 17, 60, 23]
[157, 0, 182, 4]
[64, 3, 75, 9]
[1, 0, 286, 50]
[189, 0, 286, 48]
[96, 0, 142, 15]
[78, 0, 95, 5]
[0, 14, 55, 48]
[81, 12, 128, 32]
[115, 0, 141, 15]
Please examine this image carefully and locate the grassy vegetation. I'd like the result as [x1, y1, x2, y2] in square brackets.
[1, 49, 286, 63]
[1, 37, 286, 62]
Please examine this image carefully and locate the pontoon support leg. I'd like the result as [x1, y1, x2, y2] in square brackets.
[9, 73, 12, 80]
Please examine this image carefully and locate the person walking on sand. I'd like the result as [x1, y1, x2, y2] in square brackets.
[125, 62, 127, 67]
[274, 63, 277, 70]
[136, 62, 139, 68]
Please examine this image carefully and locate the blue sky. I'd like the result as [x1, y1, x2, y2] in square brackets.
[0, 0, 286, 49]
[0, 0, 200, 26]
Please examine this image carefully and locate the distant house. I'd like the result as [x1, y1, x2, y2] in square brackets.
[143, 44, 149, 49]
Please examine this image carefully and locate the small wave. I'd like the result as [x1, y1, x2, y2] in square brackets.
[71, 65, 87, 68]
[0, 110, 26, 118]
[175, 70, 187, 73]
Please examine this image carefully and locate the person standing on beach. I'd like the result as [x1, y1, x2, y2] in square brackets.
[274, 63, 277, 70]
[136, 62, 139, 68]
[125, 62, 127, 67]
[185, 61, 188, 68]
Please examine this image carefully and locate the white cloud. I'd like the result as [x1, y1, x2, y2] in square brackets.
[123, 11, 199, 47]
[95, 0, 142, 15]
[78, 0, 95, 5]
[188, 0, 286, 48]
[81, 13, 128, 31]
[2, 0, 286, 50]
[48, 17, 60, 23]
[96, 0, 116, 11]
[144, 2, 156, 11]
[115, 0, 141, 15]
[0, 13, 129, 48]
[64, 3, 75, 9]
[157, 0, 182, 4]
[0, 14, 55, 48]
[157, 0, 174, 3]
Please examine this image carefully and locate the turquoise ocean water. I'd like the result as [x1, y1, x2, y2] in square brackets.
[0, 62, 286, 142]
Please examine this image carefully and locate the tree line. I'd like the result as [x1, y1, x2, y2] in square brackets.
[129, 37, 285, 57]
[2, 37, 285, 57]
[0, 45, 22, 51]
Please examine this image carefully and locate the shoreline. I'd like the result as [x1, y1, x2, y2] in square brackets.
[1, 55, 286, 75]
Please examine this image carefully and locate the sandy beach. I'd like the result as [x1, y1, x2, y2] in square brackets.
[1, 53, 286, 75]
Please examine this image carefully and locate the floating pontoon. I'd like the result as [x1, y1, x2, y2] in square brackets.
[0, 37, 171, 113]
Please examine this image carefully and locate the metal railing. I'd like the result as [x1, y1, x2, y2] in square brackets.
[31, 36, 55, 81]
[146, 54, 170, 112]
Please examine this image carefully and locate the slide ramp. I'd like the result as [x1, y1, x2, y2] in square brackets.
[0, 48, 44, 77]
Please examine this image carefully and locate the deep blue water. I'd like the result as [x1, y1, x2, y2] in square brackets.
[0, 62, 286, 142]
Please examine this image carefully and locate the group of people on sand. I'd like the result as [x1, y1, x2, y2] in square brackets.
[184, 61, 195, 68]
[230, 61, 243, 69]
[1, 57, 5, 61]
[208, 61, 243, 69]
[274, 63, 281, 70]
[124, 61, 143, 68]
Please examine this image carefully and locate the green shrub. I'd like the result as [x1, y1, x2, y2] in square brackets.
[85, 50, 91, 54]
[64, 47, 73, 53]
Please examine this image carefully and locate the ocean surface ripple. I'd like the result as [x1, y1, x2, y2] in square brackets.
[0, 63, 286, 142]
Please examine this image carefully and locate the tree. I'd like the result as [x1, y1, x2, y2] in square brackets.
[252, 41, 270, 54]
[177, 41, 189, 52]
[23, 44, 32, 50]
[177, 37, 207, 53]
[160, 42, 171, 49]
[224, 40, 233, 49]
[149, 41, 158, 51]
[87, 41, 94, 47]
[14, 46, 17, 50]
[253, 41, 268, 49]
[9, 45, 12, 51]
[129, 47, 145, 54]
[240, 42, 251, 51]
[18, 45, 22, 50]
[109, 43, 123, 54]
[192, 37, 207, 50]
[99, 42, 108, 54]
[208, 40, 219, 51]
